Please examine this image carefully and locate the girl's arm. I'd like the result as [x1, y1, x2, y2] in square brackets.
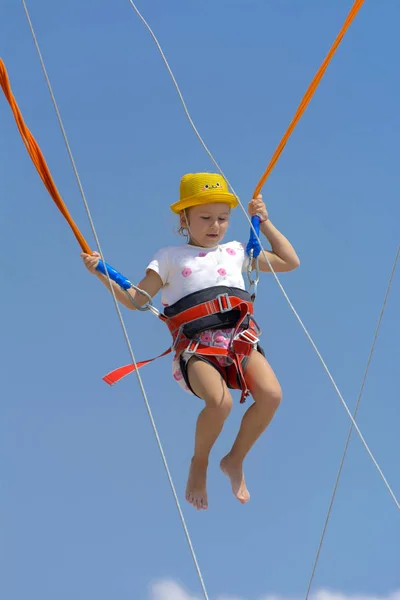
[82, 252, 163, 309]
[96, 269, 163, 309]
[249, 196, 300, 273]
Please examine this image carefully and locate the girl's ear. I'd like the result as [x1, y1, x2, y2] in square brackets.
[177, 210, 190, 240]
[180, 209, 190, 228]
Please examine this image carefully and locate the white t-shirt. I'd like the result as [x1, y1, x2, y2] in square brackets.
[147, 241, 250, 307]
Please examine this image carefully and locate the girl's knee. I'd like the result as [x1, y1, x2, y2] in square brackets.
[254, 382, 282, 411]
[245, 352, 282, 410]
[204, 389, 233, 418]
[269, 384, 282, 410]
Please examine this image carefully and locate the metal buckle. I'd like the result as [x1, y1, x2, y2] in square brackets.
[185, 340, 200, 354]
[236, 329, 259, 345]
[217, 293, 232, 313]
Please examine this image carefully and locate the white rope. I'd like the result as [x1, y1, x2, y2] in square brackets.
[127, 0, 400, 511]
[305, 245, 400, 599]
[21, 3, 210, 599]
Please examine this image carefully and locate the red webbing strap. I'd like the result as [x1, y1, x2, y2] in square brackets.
[165, 297, 254, 334]
[103, 341, 236, 386]
[103, 347, 173, 385]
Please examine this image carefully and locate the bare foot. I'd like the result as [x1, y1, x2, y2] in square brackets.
[220, 455, 250, 504]
[185, 458, 208, 510]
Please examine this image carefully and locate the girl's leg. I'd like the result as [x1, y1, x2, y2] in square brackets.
[221, 350, 282, 503]
[185, 356, 233, 510]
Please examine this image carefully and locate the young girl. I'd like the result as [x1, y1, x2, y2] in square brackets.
[82, 173, 299, 511]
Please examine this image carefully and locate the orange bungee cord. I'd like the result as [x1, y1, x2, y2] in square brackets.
[253, 0, 365, 197]
[0, 59, 91, 254]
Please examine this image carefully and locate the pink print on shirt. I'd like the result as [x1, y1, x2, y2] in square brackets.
[181, 267, 192, 278]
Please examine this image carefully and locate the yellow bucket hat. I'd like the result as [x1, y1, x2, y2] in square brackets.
[170, 172, 238, 214]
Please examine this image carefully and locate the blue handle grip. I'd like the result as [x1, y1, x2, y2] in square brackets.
[96, 260, 132, 290]
[246, 215, 261, 258]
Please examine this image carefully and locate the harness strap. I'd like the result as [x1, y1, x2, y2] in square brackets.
[173, 298, 255, 400]
[103, 294, 258, 399]
[102, 347, 173, 385]
[165, 295, 253, 334]
[102, 342, 233, 386]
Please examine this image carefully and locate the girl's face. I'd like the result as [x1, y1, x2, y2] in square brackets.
[182, 203, 230, 247]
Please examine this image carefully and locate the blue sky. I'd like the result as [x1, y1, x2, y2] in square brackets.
[1, 1, 399, 599]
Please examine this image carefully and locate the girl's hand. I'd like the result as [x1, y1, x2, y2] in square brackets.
[81, 251, 100, 274]
[248, 194, 268, 223]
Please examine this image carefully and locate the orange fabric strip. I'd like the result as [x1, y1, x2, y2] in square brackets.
[0, 59, 91, 253]
[253, 0, 365, 197]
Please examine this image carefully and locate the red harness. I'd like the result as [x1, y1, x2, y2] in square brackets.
[102, 291, 261, 403]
